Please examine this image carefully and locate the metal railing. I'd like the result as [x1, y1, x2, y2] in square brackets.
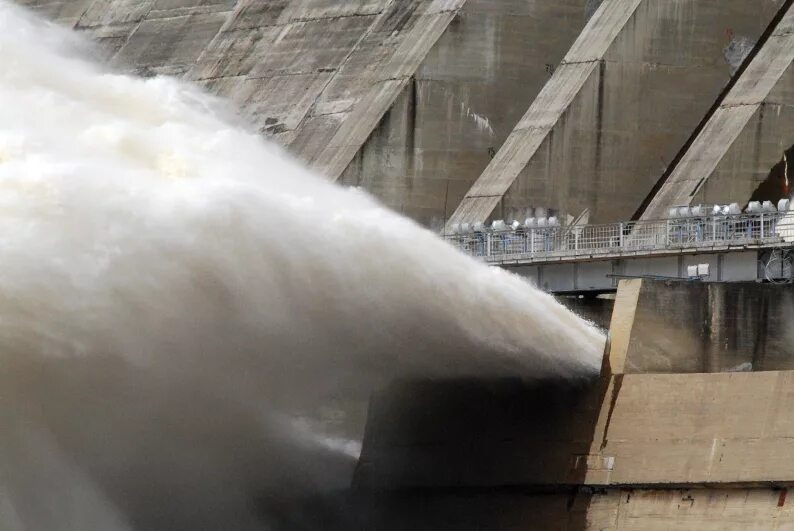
[445, 211, 794, 262]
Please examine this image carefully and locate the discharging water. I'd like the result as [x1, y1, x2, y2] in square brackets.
[0, 3, 604, 530]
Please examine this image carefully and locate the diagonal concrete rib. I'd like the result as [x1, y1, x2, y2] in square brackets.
[641, 4, 794, 221]
[16, 0, 466, 184]
[445, 0, 783, 232]
[187, 0, 467, 181]
[445, 0, 643, 231]
[293, 0, 466, 180]
[332, 0, 594, 228]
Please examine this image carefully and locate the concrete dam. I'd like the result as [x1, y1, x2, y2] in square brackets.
[9, 0, 794, 529]
[355, 279, 794, 529]
[20, 0, 792, 228]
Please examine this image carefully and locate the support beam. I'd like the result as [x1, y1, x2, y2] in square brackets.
[446, 0, 781, 231]
[642, 3, 794, 220]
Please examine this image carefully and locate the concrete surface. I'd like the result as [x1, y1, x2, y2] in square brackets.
[447, 0, 783, 230]
[595, 370, 794, 486]
[15, 0, 464, 185]
[619, 280, 794, 373]
[643, 2, 794, 220]
[353, 279, 794, 528]
[589, 280, 794, 486]
[20, 0, 794, 231]
[336, 0, 590, 228]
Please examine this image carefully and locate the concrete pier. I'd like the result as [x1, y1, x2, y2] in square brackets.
[353, 279, 794, 529]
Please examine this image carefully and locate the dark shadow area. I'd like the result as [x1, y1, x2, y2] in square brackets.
[748, 144, 794, 205]
[343, 376, 605, 530]
[556, 294, 614, 332]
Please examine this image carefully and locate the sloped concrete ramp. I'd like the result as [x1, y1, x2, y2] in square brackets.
[16, 0, 465, 181]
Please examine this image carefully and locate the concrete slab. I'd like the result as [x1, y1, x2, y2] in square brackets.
[115, 12, 229, 74]
[601, 371, 794, 485]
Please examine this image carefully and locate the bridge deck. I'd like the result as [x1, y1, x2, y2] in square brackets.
[446, 211, 794, 267]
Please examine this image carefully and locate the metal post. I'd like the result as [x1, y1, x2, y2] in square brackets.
[619, 222, 624, 247]
[761, 213, 765, 239]
[486, 233, 492, 256]
[530, 229, 535, 256]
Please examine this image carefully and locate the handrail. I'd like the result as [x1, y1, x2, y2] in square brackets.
[445, 211, 794, 262]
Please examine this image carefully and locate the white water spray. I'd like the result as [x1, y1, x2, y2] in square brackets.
[0, 3, 603, 530]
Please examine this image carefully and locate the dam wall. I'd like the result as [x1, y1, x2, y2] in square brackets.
[354, 278, 794, 528]
[447, 0, 784, 230]
[19, 0, 793, 232]
[354, 378, 603, 489]
[20, 0, 794, 231]
[336, 0, 590, 227]
[642, 2, 794, 220]
[17, 0, 465, 183]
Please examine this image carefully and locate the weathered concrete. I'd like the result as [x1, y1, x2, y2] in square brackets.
[594, 370, 794, 486]
[351, 487, 794, 530]
[15, 0, 465, 185]
[337, 0, 591, 228]
[642, 2, 794, 220]
[20, 0, 793, 231]
[354, 279, 794, 528]
[620, 280, 794, 373]
[447, 0, 783, 230]
[586, 280, 794, 487]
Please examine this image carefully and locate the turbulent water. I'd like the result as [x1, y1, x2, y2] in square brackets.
[0, 3, 604, 530]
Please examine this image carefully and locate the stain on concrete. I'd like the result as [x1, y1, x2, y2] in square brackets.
[724, 34, 757, 75]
